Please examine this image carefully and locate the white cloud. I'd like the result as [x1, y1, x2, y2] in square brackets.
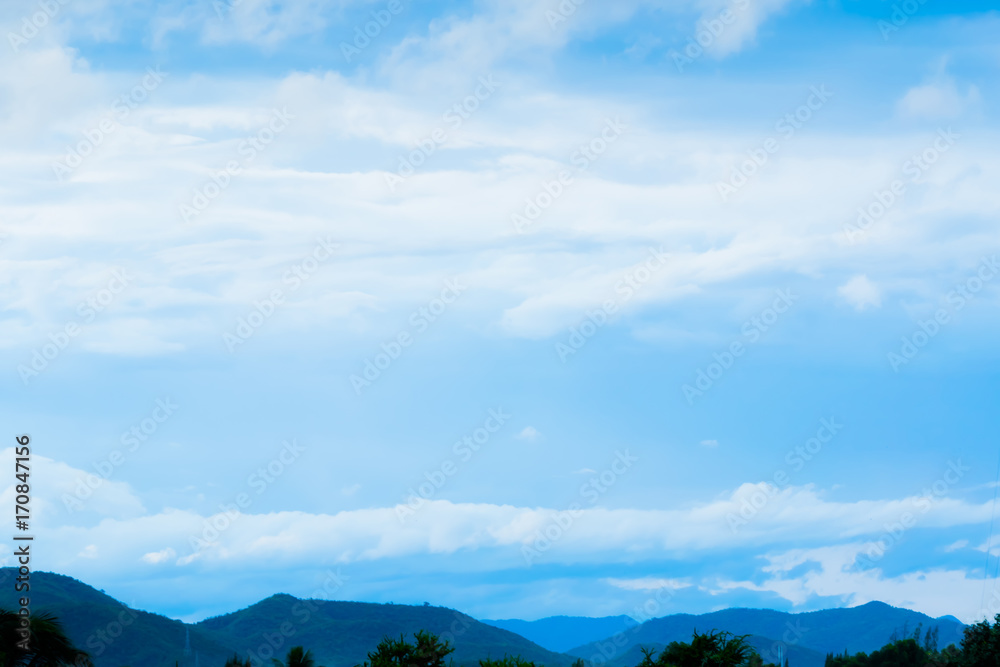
[0, 447, 146, 521]
[838, 275, 881, 312]
[944, 539, 969, 553]
[897, 74, 980, 120]
[604, 577, 692, 592]
[700, 439, 719, 448]
[0, 49, 996, 355]
[11, 470, 991, 576]
[714, 543, 998, 623]
[696, 0, 803, 59]
[142, 547, 177, 564]
[516, 426, 540, 441]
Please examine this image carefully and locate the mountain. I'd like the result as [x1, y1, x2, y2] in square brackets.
[0, 568, 234, 666]
[195, 593, 577, 667]
[0, 569, 970, 667]
[572, 634, 828, 667]
[567, 602, 967, 667]
[0, 569, 573, 667]
[483, 616, 635, 653]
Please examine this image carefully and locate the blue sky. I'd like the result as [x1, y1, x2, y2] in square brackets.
[1, 0, 1000, 628]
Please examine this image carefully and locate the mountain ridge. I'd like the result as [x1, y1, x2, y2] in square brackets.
[564, 601, 966, 667]
[0, 569, 970, 667]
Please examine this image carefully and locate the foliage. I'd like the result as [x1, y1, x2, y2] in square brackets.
[0, 608, 92, 667]
[363, 630, 455, 667]
[960, 614, 1000, 667]
[823, 617, 1000, 667]
[825, 638, 935, 667]
[224, 655, 253, 667]
[635, 629, 767, 667]
[273, 646, 322, 667]
[479, 656, 538, 667]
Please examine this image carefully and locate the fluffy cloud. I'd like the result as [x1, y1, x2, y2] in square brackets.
[838, 275, 882, 311]
[715, 544, 998, 623]
[897, 73, 981, 120]
[605, 577, 693, 592]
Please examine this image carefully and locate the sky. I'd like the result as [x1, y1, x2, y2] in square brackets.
[1, 0, 999, 629]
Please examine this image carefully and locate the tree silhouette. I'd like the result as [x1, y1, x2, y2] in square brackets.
[636, 629, 763, 667]
[363, 631, 454, 667]
[272, 646, 322, 667]
[961, 614, 1000, 667]
[479, 656, 537, 667]
[0, 608, 92, 667]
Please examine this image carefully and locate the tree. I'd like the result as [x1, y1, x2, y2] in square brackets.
[479, 657, 537, 667]
[637, 629, 765, 667]
[866, 638, 927, 667]
[273, 647, 321, 667]
[960, 614, 1000, 667]
[364, 631, 454, 667]
[923, 628, 940, 654]
[0, 609, 92, 667]
[225, 655, 253, 667]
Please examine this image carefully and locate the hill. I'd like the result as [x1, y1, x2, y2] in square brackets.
[0, 570, 970, 667]
[0, 568, 233, 666]
[572, 634, 828, 667]
[195, 593, 577, 667]
[0, 569, 573, 667]
[566, 602, 966, 667]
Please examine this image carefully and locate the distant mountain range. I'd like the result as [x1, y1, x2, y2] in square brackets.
[486, 603, 967, 667]
[482, 616, 635, 653]
[0, 569, 968, 667]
